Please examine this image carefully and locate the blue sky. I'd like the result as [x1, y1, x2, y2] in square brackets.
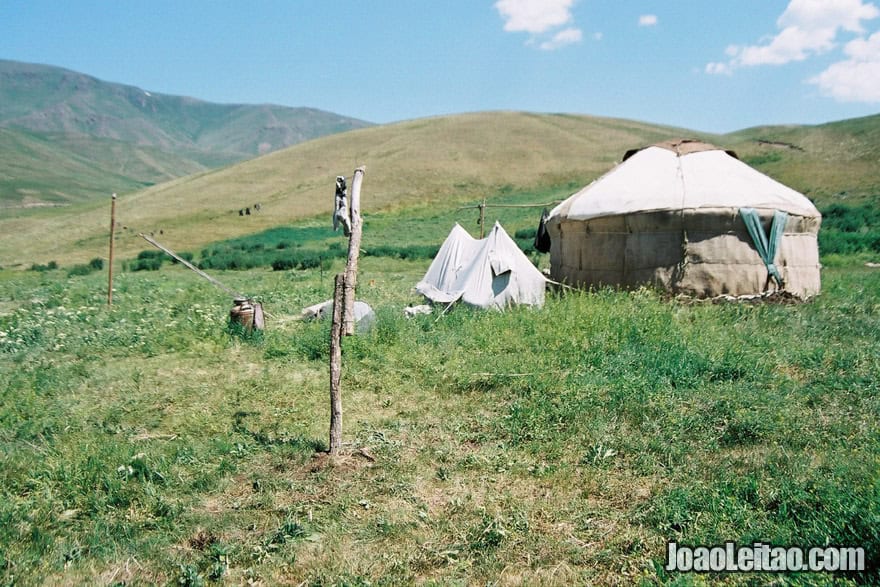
[2, 0, 879, 133]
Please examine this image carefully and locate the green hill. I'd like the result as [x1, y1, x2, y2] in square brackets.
[0, 111, 693, 266]
[1, 109, 878, 268]
[0, 127, 212, 206]
[725, 113, 880, 200]
[0, 59, 372, 206]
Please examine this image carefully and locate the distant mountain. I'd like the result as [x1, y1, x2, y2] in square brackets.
[0, 59, 372, 206]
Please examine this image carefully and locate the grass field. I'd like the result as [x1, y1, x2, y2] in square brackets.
[2, 112, 880, 584]
[1, 232, 878, 584]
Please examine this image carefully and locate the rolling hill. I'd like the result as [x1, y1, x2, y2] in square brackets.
[1, 109, 878, 268]
[0, 59, 372, 206]
[0, 111, 693, 266]
[724, 112, 880, 201]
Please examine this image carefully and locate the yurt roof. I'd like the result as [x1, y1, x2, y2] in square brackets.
[550, 139, 820, 221]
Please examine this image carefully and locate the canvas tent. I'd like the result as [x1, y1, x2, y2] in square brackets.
[416, 222, 546, 309]
[546, 139, 822, 298]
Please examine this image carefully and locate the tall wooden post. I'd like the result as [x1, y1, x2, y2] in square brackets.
[342, 166, 365, 336]
[479, 198, 486, 239]
[107, 193, 117, 306]
[328, 166, 366, 454]
[328, 273, 345, 455]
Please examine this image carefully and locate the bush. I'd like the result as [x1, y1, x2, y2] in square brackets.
[363, 245, 439, 260]
[30, 261, 58, 272]
[67, 264, 94, 277]
[129, 258, 162, 272]
[271, 257, 296, 271]
[88, 258, 104, 271]
[819, 203, 880, 255]
[270, 251, 333, 271]
[137, 250, 163, 260]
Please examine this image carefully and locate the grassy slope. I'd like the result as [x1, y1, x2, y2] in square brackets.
[0, 112, 693, 266]
[0, 127, 213, 207]
[3, 109, 879, 268]
[725, 113, 880, 201]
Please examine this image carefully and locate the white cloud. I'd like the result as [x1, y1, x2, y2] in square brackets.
[809, 31, 880, 101]
[638, 14, 658, 27]
[540, 27, 583, 50]
[734, 25, 837, 66]
[706, 0, 880, 72]
[705, 61, 732, 75]
[495, 0, 575, 34]
[495, 0, 582, 50]
[778, 0, 879, 33]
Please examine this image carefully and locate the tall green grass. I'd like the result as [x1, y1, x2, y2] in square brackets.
[819, 203, 880, 255]
[1, 259, 877, 584]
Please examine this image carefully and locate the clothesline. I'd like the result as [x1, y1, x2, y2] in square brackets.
[454, 201, 560, 211]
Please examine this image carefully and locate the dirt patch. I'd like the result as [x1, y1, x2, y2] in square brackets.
[306, 450, 376, 474]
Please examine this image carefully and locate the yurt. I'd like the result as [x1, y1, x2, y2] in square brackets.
[546, 140, 822, 298]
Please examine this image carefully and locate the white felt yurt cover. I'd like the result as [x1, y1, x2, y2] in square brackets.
[550, 145, 819, 221]
[416, 222, 546, 309]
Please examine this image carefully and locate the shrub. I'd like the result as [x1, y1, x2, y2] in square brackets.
[30, 261, 58, 272]
[271, 251, 333, 271]
[137, 250, 163, 260]
[67, 264, 94, 277]
[514, 227, 537, 240]
[819, 203, 880, 255]
[271, 257, 296, 271]
[363, 245, 439, 260]
[129, 258, 162, 272]
[88, 258, 104, 271]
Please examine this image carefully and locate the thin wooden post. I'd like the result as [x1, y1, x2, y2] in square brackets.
[327, 166, 366, 454]
[342, 166, 365, 336]
[107, 193, 117, 306]
[328, 273, 345, 454]
[479, 198, 486, 239]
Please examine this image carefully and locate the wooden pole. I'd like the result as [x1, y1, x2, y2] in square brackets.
[342, 166, 365, 336]
[328, 273, 345, 454]
[107, 193, 117, 306]
[479, 197, 486, 239]
[327, 166, 366, 454]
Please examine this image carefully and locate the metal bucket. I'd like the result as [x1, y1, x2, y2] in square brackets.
[230, 297, 260, 331]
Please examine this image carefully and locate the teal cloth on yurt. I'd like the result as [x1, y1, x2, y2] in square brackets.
[739, 207, 788, 287]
